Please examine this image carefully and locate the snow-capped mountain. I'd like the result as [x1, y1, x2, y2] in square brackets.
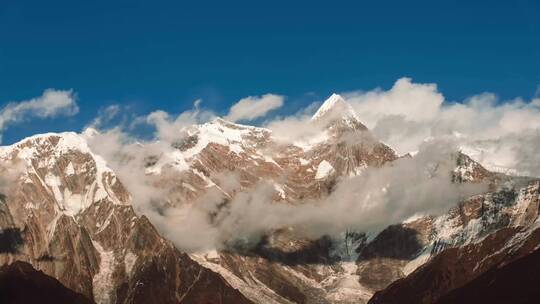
[369, 182, 540, 304]
[311, 93, 365, 131]
[0, 132, 252, 304]
[0, 94, 538, 304]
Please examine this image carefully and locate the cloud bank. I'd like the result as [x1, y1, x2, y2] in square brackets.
[83, 98, 487, 252]
[81, 78, 540, 251]
[160, 139, 484, 251]
[8, 79, 539, 252]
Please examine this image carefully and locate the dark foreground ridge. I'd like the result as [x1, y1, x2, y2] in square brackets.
[0, 261, 94, 304]
[369, 227, 540, 304]
[434, 247, 540, 304]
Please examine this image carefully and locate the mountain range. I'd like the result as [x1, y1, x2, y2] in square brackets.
[0, 94, 538, 304]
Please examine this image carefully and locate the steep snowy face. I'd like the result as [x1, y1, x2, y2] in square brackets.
[182, 118, 272, 155]
[312, 94, 358, 121]
[147, 118, 274, 174]
[0, 132, 129, 216]
[459, 143, 522, 176]
[312, 93, 367, 131]
[452, 152, 495, 183]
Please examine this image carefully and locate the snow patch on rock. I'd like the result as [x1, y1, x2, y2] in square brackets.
[315, 160, 335, 179]
[93, 241, 115, 304]
[65, 162, 75, 175]
[124, 251, 137, 277]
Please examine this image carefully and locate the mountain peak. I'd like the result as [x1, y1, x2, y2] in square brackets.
[311, 93, 366, 132]
[312, 94, 350, 120]
[311, 93, 358, 122]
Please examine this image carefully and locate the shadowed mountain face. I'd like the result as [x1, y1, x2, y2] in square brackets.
[0, 228, 23, 254]
[368, 225, 540, 304]
[0, 261, 94, 304]
[435, 247, 540, 304]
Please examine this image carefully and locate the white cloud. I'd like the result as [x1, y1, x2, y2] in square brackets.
[127, 137, 484, 251]
[261, 78, 540, 177]
[264, 112, 316, 144]
[145, 99, 215, 142]
[345, 78, 444, 126]
[0, 89, 78, 142]
[80, 78, 540, 251]
[224, 94, 284, 122]
[338, 78, 540, 176]
[87, 104, 121, 129]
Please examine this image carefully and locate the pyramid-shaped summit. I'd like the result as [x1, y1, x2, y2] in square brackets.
[312, 93, 356, 120]
[312, 93, 366, 130]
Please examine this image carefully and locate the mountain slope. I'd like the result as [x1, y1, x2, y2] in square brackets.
[137, 94, 538, 303]
[434, 247, 540, 304]
[0, 133, 252, 304]
[368, 182, 540, 304]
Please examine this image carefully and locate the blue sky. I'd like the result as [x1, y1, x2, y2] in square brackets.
[1, 0, 539, 144]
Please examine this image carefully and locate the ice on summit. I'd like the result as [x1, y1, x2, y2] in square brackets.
[312, 93, 359, 122]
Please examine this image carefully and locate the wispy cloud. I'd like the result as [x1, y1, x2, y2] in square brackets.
[224, 94, 284, 122]
[87, 104, 121, 129]
[0, 89, 78, 142]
